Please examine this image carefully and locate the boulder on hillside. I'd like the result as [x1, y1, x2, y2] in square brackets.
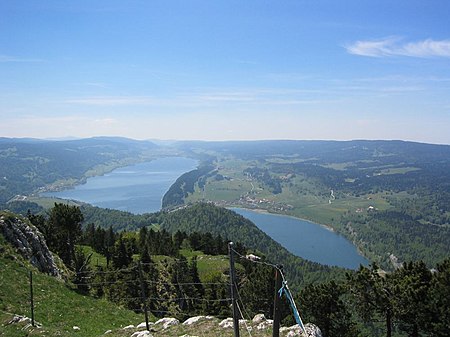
[303, 323, 322, 337]
[154, 317, 179, 330]
[130, 331, 153, 337]
[252, 313, 266, 324]
[281, 323, 323, 337]
[219, 318, 233, 329]
[136, 322, 154, 329]
[182, 315, 214, 325]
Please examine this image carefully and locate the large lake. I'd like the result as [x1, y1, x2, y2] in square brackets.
[43, 157, 198, 214]
[231, 208, 368, 269]
[44, 157, 369, 268]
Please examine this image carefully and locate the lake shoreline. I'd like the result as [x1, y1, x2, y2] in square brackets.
[41, 157, 199, 214]
[227, 205, 337, 233]
[231, 206, 369, 269]
[37, 157, 157, 195]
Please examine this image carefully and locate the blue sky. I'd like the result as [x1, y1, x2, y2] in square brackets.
[1, 1, 449, 144]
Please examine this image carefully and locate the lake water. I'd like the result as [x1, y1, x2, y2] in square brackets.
[44, 157, 368, 268]
[43, 157, 198, 214]
[231, 208, 369, 269]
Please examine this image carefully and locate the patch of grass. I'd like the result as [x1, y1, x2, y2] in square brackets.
[375, 167, 421, 175]
[179, 249, 203, 258]
[196, 255, 231, 282]
[0, 249, 143, 337]
[320, 162, 356, 171]
[153, 250, 235, 283]
[79, 245, 107, 268]
[27, 196, 81, 210]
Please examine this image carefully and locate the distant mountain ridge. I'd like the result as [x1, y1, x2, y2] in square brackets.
[174, 139, 450, 161]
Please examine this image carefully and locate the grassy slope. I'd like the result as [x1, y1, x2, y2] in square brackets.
[0, 236, 143, 337]
[0, 240, 256, 337]
[80, 244, 234, 284]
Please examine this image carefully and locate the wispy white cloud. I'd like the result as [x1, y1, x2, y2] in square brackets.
[345, 37, 450, 58]
[190, 92, 258, 102]
[0, 54, 44, 62]
[66, 96, 159, 106]
[85, 82, 108, 88]
[93, 118, 118, 125]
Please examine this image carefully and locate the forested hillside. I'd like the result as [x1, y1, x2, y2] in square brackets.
[160, 203, 344, 288]
[167, 140, 450, 269]
[3, 204, 449, 337]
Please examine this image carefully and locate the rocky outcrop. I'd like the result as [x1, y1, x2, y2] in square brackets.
[281, 323, 323, 337]
[154, 317, 179, 329]
[182, 316, 214, 325]
[109, 313, 322, 337]
[220, 314, 322, 337]
[130, 331, 153, 337]
[0, 213, 61, 277]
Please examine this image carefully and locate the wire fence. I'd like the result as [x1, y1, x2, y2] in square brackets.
[5, 246, 306, 335]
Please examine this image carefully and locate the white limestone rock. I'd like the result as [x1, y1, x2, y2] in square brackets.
[219, 318, 233, 329]
[137, 322, 154, 329]
[252, 313, 266, 324]
[183, 316, 206, 325]
[238, 319, 248, 326]
[9, 315, 31, 324]
[303, 323, 323, 337]
[257, 320, 273, 330]
[282, 323, 323, 337]
[0, 215, 61, 277]
[131, 331, 153, 337]
[155, 317, 180, 329]
[122, 324, 135, 329]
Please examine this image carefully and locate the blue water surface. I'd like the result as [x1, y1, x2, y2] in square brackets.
[231, 208, 369, 269]
[43, 157, 198, 214]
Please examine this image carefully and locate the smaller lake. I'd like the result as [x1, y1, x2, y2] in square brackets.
[43, 157, 198, 214]
[231, 208, 369, 269]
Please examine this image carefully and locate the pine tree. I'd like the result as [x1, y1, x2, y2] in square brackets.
[428, 259, 450, 336]
[72, 247, 92, 293]
[112, 236, 132, 270]
[138, 226, 148, 251]
[347, 263, 394, 337]
[140, 245, 158, 311]
[48, 203, 84, 268]
[299, 281, 357, 337]
[391, 261, 433, 337]
[105, 226, 115, 267]
[189, 256, 204, 297]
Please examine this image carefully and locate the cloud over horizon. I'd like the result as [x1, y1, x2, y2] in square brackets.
[0, 54, 44, 63]
[346, 37, 450, 58]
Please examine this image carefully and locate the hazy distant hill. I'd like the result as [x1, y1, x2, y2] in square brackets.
[174, 139, 450, 162]
[0, 137, 159, 204]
